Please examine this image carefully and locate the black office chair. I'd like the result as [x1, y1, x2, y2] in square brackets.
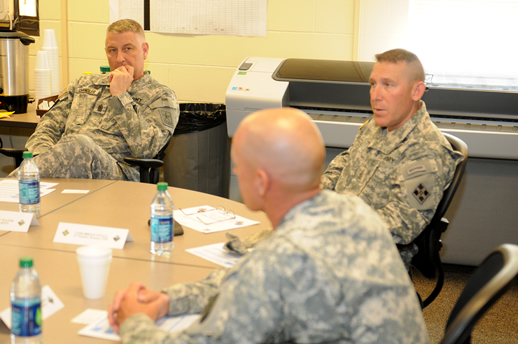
[124, 138, 171, 184]
[440, 244, 518, 344]
[0, 140, 170, 184]
[410, 133, 468, 308]
[0, 147, 26, 168]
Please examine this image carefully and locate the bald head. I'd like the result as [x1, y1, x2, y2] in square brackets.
[232, 108, 325, 195]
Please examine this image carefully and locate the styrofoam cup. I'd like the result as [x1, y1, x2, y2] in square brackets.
[42, 29, 58, 48]
[42, 47, 60, 94]
[35, 69, 52, 104]
[76, 246, 112, 299]
[35, 51, 50, 70]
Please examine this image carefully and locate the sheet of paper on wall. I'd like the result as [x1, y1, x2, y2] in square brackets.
[0, 179, 57, 203]
[19, 0, 37, 17]
[109, 0, 267, 37]
[173, 205, 260, 233]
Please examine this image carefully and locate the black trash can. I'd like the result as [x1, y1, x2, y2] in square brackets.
[163, 103, 231, 198]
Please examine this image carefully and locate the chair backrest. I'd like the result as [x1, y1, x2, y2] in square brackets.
[410, 133, 468, 307]
[433, 133, 469, 221]
[440, 244, 518, 344]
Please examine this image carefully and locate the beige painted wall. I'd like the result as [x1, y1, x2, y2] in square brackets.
[29, 0, 357, 104]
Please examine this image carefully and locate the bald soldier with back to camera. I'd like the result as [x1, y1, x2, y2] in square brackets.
[108, 107, 428, 344]
[9, 19, 178, 181]
[321, 49, 464, 269]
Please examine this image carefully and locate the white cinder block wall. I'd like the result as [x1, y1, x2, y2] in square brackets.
[30, 0, 358, 104]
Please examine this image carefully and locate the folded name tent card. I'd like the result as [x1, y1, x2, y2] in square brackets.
[1, 285, 64, 329]
[0, 210, 39, 232]
[53, 222, 134, 249]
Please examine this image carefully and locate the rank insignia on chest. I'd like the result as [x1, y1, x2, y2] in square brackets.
[97, 104, 105, 112]
[413, 183, 430, 204]
[132, 97, 142, 103]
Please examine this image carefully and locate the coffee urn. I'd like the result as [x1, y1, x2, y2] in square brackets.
[0, 31, 35, 113]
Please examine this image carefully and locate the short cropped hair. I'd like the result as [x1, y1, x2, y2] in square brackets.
[107, 19, 145, 38]
[375, 48, 425, 82]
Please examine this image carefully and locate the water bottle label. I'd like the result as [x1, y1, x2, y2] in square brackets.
[11, 298, 42, 337]
[151, 215, 173, 243]
[19, 180, 40, 205]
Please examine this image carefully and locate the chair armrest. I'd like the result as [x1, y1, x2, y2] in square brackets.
[0, 147, 27, 157]
[0, 148, 28, 168]
[123, 157, 164, 184]
[123, 157, 164, 169]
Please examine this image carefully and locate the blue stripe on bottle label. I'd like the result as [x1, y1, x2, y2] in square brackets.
[11, 298, 42, 337]
[151, 215, 173, 243]
[19, 180, 40, 205]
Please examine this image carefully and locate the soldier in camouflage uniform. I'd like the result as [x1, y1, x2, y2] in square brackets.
[10, 19, 178, 181]
[108, 108, 428, 344]
[321, 49, 464, 269]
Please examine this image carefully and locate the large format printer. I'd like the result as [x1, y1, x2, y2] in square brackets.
[226, 57, 518, 266]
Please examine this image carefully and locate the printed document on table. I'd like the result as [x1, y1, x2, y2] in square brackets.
[186, 242, 242, 267]
[0, 179, 57, 203]
[78, 311, 200, 341]
[173, 205, 259, 233]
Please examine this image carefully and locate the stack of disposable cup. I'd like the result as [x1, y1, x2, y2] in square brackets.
[42, 29, 60, 95]
[76, 246, 112, 299]
[35, 50, 52, 105]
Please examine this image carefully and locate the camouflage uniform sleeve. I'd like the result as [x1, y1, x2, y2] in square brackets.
[162, 268, 227, 316]
[321, 149, 350, 190]
[107, 88, 179, 159]
[119, 247, 287, 344]
[378, 151, 452, 245]
[25, 87, 73, 155]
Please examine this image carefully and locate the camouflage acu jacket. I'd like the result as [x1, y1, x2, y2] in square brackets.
[120, 191, 429, 344]
[321, 102, 464, 267]
[26, 73, 179, 181]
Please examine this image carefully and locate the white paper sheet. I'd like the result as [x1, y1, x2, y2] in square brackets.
[62, 189, 89, 194]
[186, 242, 241, 267]
[174, 205, 259, 234]
[0, 179, 57, 203]
[110, 0, 267, 37]
[78, 311, 200, 341]
[19, 0, 37, 16]
[71, 309, 109, 324]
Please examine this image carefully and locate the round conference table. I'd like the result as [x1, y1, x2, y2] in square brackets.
[0, 179, 271, 343]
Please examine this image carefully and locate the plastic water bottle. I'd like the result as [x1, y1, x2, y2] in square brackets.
[150, 182, 174, 255]
[10, 257, 42, 344]
[18, 152, 40, 215]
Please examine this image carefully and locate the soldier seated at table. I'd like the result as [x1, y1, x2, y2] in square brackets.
[9, 19, 178, 181]
[321, 49, 464, 270]
[108, 107, 428, 344]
